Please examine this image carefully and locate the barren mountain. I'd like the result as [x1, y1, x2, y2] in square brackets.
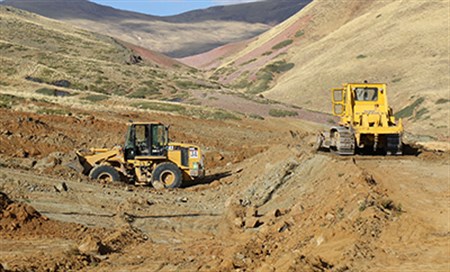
[1, 0, 312, 57]
[192, 0, 449, 140]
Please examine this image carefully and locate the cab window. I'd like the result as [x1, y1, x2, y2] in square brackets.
[355, 87, 378, 101]
[152, 125, 167, 147]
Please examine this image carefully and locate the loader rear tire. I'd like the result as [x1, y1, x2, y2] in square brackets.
[151, 162, 182, 189]
[89, 165, 121, 183]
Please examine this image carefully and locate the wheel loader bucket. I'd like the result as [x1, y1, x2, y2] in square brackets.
[64, 151, 92, 174]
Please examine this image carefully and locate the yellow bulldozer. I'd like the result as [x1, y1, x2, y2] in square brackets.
[317, 82, 403, 155]
[70, 122, 205, 188]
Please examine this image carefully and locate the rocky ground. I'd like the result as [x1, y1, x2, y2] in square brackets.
[0, 105, 448, 272]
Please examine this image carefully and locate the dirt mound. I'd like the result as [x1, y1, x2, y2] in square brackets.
[0, 192, 12, 211]
[0, 191, 147, 271]
[0, 191, 46, 232]
[2, 202, 42, 223]
[213, 157, 406, 271]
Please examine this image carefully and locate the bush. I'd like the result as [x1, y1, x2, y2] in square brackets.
[436, 98, 450, 104]
[240, 58, 257, 66]
[82, 94, 109, 102]
[208, 110, 240, 120]
[272, 39, 293, 50]
[132, 102, 186, 113]
[35, 88, 73, 97]
[127, 87, 161, 99]
[395, 97, 425, 119]
[175, 80, 201, 90]
[35, 88, 56, 96]
[269, 109, 298, 117]
[265, 61, 295, 74]
[0, 94, 23, 109]
[37, 108, 71, 116]
[356, 54, 367, 59]
[295, 30, 304, 37]
[248, 113, 264, 120]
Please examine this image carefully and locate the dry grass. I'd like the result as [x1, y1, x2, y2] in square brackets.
[212, 0, 448, 138]
[0, 6, 221, 105]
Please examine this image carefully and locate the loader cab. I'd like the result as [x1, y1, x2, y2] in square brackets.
[124, 123, 168, 160]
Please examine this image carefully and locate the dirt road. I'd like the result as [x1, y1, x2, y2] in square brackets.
[0, 107, 448, 271]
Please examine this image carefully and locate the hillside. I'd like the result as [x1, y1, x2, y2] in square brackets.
[0, 6, 225, 105]
[164, 0, 311, 25]
[0, 2, 448, 271]
[193, 0, 449, 140]
[1, 0, 312, 58]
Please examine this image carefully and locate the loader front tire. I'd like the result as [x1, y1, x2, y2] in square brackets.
[151, 162, 182, 189]
[89, 165, 121, 183]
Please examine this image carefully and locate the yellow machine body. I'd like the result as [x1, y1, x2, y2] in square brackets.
[75, 122, 205, 188]
[319, 83, 403, 155]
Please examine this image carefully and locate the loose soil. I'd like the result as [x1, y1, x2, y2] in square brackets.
[0, 106, 448, 271]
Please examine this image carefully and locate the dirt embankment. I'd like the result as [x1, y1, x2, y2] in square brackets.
[0, 190, 147, 271]
[0, 106, 448, 271]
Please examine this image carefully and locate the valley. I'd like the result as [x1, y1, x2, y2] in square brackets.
[0, 1, 448, 271]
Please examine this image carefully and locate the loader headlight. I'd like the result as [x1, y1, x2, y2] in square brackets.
[193, 162, 199, 170]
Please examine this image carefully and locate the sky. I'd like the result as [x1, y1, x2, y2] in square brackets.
[90, 0, 263, 16]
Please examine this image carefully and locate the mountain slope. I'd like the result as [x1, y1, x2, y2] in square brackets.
[164, 0, 311, 25]
[1, 0, 312, 58]
[0, 6, 213, 101]
[201, 0, 449, 139]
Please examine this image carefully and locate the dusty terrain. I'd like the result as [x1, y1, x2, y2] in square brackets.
[0, 102, 448, 271]
[0, 1, 449, 271]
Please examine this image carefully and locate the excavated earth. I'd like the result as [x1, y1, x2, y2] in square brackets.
[0, 106, 449, 272]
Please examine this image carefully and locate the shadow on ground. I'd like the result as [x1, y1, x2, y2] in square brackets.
[182, 171, 232, 188]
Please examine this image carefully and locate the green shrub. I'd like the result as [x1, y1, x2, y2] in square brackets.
[37, 108, 71, 116]
[246, 61, 294, 94]
[0, 94, 23, 109]
[132, 102, 186, 113]
[233, 79, 251, 89]
[248, 113, 264, 120]
[265, 61, 295, 73]
[175, 80, 202, 89]
[295, 30, 304, 37]
[209, 110, 240, 120]
[436, 98, 450, 104]
[395, 97, 425, 119]
[127, 87, 161, 99]
[188, 108, 240, 120]
[262, 51, 272, 56]
[241, 58, 257, 66]
[35, 88, 73, 97]
[82, 94, 109, 102]
[272, 39, 293, 50]
[269, 109, 298, 117]
[248, 73, 272, 94]
[356, 54, 367, 59]
[35, 88, 55, 96]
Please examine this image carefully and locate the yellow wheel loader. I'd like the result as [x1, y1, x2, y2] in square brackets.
[70, 122, 205, 188]
[318, 83, 403, 155]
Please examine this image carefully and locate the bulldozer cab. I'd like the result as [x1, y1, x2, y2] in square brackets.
[354, 87, 378, 101]
[349, 84, 389, 115]
[124, 122, 168, 160]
